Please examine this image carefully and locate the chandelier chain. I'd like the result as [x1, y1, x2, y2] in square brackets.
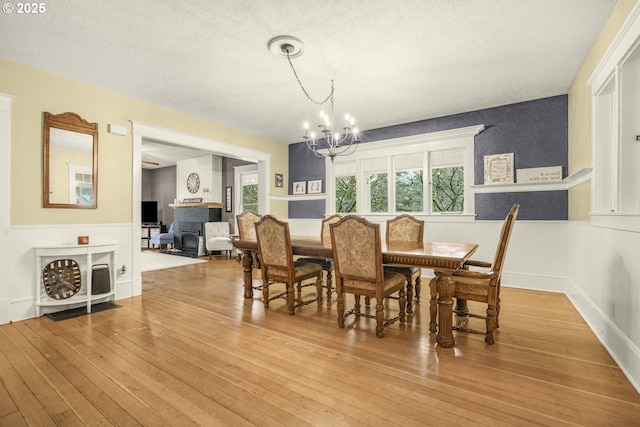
[286, 51, 334, 106]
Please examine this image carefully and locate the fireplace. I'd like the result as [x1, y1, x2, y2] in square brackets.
[178, 221, 202, 257]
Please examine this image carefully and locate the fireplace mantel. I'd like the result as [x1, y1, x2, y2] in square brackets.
[170, 202, 224, 209]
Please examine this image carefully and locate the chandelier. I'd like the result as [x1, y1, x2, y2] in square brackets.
[268, 36, 359, 162]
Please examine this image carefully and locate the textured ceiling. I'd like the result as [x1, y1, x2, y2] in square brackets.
[0, 0, 617, 166]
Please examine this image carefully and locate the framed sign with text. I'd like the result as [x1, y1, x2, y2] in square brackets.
[484, 153, 514, 184]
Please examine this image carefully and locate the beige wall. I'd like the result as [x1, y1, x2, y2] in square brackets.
[568, 0, 638, 220]
[1, 57, 288, 225]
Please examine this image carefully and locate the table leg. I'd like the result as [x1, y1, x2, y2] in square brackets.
[241, 249, 254, 298]
[435, 271, 456, 348]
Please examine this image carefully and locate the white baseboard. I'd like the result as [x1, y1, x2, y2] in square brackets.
[564, 278, 640, 394]
[0, 298, 10, 324]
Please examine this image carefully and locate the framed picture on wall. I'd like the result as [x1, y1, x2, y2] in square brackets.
[293, 181, 306, 194]
[225, 186, 232, 212]
[307, 179, 322, 194]
[484, 153, 514, 184]
[275, 173, 283, 188]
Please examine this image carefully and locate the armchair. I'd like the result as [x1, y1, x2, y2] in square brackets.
[205, 222, 233, 258]
[149, 222, 174, 251]
[429, 203, 519, 344]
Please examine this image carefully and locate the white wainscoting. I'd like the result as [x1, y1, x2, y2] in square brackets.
[566, 221, 640, 393]
[8, 223, 135, 322]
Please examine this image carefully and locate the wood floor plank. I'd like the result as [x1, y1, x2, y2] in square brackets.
[20, 320, 141, 427]
[0, 256, 638, 426]
[4, 322, 114, 427]
[0, 328, 58, 426]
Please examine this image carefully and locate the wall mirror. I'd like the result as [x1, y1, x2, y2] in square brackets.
[43, 112, 98, 208]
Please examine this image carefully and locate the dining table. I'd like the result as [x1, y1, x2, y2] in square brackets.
[232, 236, 478, 348]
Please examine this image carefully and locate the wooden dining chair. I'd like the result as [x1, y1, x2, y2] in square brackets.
[297, 214, 341, 300]
[330, 215, 407, 338]
[236, 210, 261, 240]
[429, 203, 519, 344]
[236, 210, 262, 267]
[385, 214, 424, 314]
[254, 215, 324, 315]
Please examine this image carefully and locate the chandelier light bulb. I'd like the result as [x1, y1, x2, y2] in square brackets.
[303, 121, 309, 130]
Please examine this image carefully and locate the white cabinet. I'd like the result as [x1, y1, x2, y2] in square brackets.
[34, 243, 116, 317]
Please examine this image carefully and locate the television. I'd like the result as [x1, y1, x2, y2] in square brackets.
[141, 201, 158, 224]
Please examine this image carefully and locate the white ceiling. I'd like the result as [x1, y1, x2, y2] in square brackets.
[1, 0, 617, 167]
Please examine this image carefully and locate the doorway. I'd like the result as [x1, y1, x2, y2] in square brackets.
[131, 121, 271, 296]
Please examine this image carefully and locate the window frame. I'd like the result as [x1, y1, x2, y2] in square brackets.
[325, 125, 483, 218]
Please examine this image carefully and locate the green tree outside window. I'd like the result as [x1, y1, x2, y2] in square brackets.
[395, 170, 423, 212]
[368, 173, 388, 213]
[336, 176, 356, 213]
[242, 183, 258, 213]
[432, 166, 464, 212]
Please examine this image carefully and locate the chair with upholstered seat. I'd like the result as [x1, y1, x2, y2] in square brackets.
[149, 222, 174, 251]
[385, 214, 424, 314]
[254, 215, 324, 315]
[236, 210, 261, 241]
[330, 215, 407, 338]
[205, 222, 233, 258]
[296, 214, 341, 300]
[236, 210, 262, 268]
[429, 203, 519, 344]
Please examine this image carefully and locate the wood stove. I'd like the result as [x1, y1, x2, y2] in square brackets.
[178, 221, 202, 257]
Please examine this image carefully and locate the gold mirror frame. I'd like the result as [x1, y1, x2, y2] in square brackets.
[43, 112, 98, 209]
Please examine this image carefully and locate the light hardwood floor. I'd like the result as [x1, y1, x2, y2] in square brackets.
[1, 257, 639, 426]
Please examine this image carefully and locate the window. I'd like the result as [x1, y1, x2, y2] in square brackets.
[240, 172, 258, 213]
[334, 162, 357, 213]
[394, 155, 423, 212]
[431, 149, 465, 213]
[326, 125, 482, 216]
[363, 158, 388, 213]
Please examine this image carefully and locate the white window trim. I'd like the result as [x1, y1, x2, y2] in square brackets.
[325, 124, 484, 217]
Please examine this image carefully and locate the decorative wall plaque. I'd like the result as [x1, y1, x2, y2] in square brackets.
[484, 153, 514, 184]
[516, 166, 562, 183]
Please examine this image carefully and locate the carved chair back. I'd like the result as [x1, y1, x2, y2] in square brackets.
[236, 210, 261, 240]
[330, 215, 383, 286]
[254, 215, 294, 279]
[320, 214, 342, 245]
[386, 214, 424, 243]
[491, 204, 520, 281]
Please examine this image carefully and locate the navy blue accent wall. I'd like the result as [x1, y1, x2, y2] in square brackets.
[289, 95, 568, 220]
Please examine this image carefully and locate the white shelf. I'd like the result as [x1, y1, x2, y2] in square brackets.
[34, 243, 117, 317]
[472, 167, 592, 194]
